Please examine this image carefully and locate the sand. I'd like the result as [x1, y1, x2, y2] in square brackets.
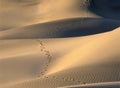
[0, 0, 120, 88]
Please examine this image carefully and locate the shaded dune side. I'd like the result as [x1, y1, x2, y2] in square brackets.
[89, 0, 120, 20]
[0, 18, 120, 39]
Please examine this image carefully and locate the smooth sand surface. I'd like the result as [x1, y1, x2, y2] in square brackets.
[0, 0, 120, 88]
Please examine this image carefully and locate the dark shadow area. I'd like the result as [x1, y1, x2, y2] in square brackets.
[0, 18, 120, 39]
[88, 0, 120, 20]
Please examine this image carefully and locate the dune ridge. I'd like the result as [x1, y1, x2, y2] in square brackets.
[58, 81, 120, 88]
[0, 18, 120, 39]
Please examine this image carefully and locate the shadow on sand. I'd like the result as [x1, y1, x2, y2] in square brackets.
[0, 18, 120, 39]
[88, 0, 120, 20]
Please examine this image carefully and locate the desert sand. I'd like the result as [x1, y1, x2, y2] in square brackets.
[0, 0, 120, 88]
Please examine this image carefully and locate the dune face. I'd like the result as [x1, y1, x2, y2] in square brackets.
[0, 0, 120, 88]
[89, 0, 120, 19]
[0, 0, 41, 30]
[0, 18, 120, 39]
[59, 82, 120, 88]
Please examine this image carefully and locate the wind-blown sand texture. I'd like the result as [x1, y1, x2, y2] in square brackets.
[0, 0, 120, 88]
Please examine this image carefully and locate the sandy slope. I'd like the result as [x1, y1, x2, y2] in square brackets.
[1, 0, 120, 30]
[0, 18, 120, 39]
[0, 27, 120, 88]
[0, 0, 120, 88]
[59, 82, 120, 88]
[0, 0, 98, 30]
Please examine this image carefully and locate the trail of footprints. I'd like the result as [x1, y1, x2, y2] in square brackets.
[36, 40, 87, 85]
[36, 40, 52, 76]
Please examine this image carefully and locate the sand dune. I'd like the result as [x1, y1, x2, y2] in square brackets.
[0, 0, 120, 88]
[59, 82, 120, 88]
[0, 18, 120, 39]
[0, 28, 120, 88]
[89, 0, 120, 20]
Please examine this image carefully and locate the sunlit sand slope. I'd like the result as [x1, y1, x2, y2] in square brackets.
[0, 28, 120, 88]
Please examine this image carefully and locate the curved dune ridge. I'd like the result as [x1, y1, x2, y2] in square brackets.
[59, 82, 120, 88]
[0, 18, 120, 39]
[0, 0, 120, 88]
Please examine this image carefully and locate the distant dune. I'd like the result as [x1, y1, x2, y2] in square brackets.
[0, 0, 120, 88]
